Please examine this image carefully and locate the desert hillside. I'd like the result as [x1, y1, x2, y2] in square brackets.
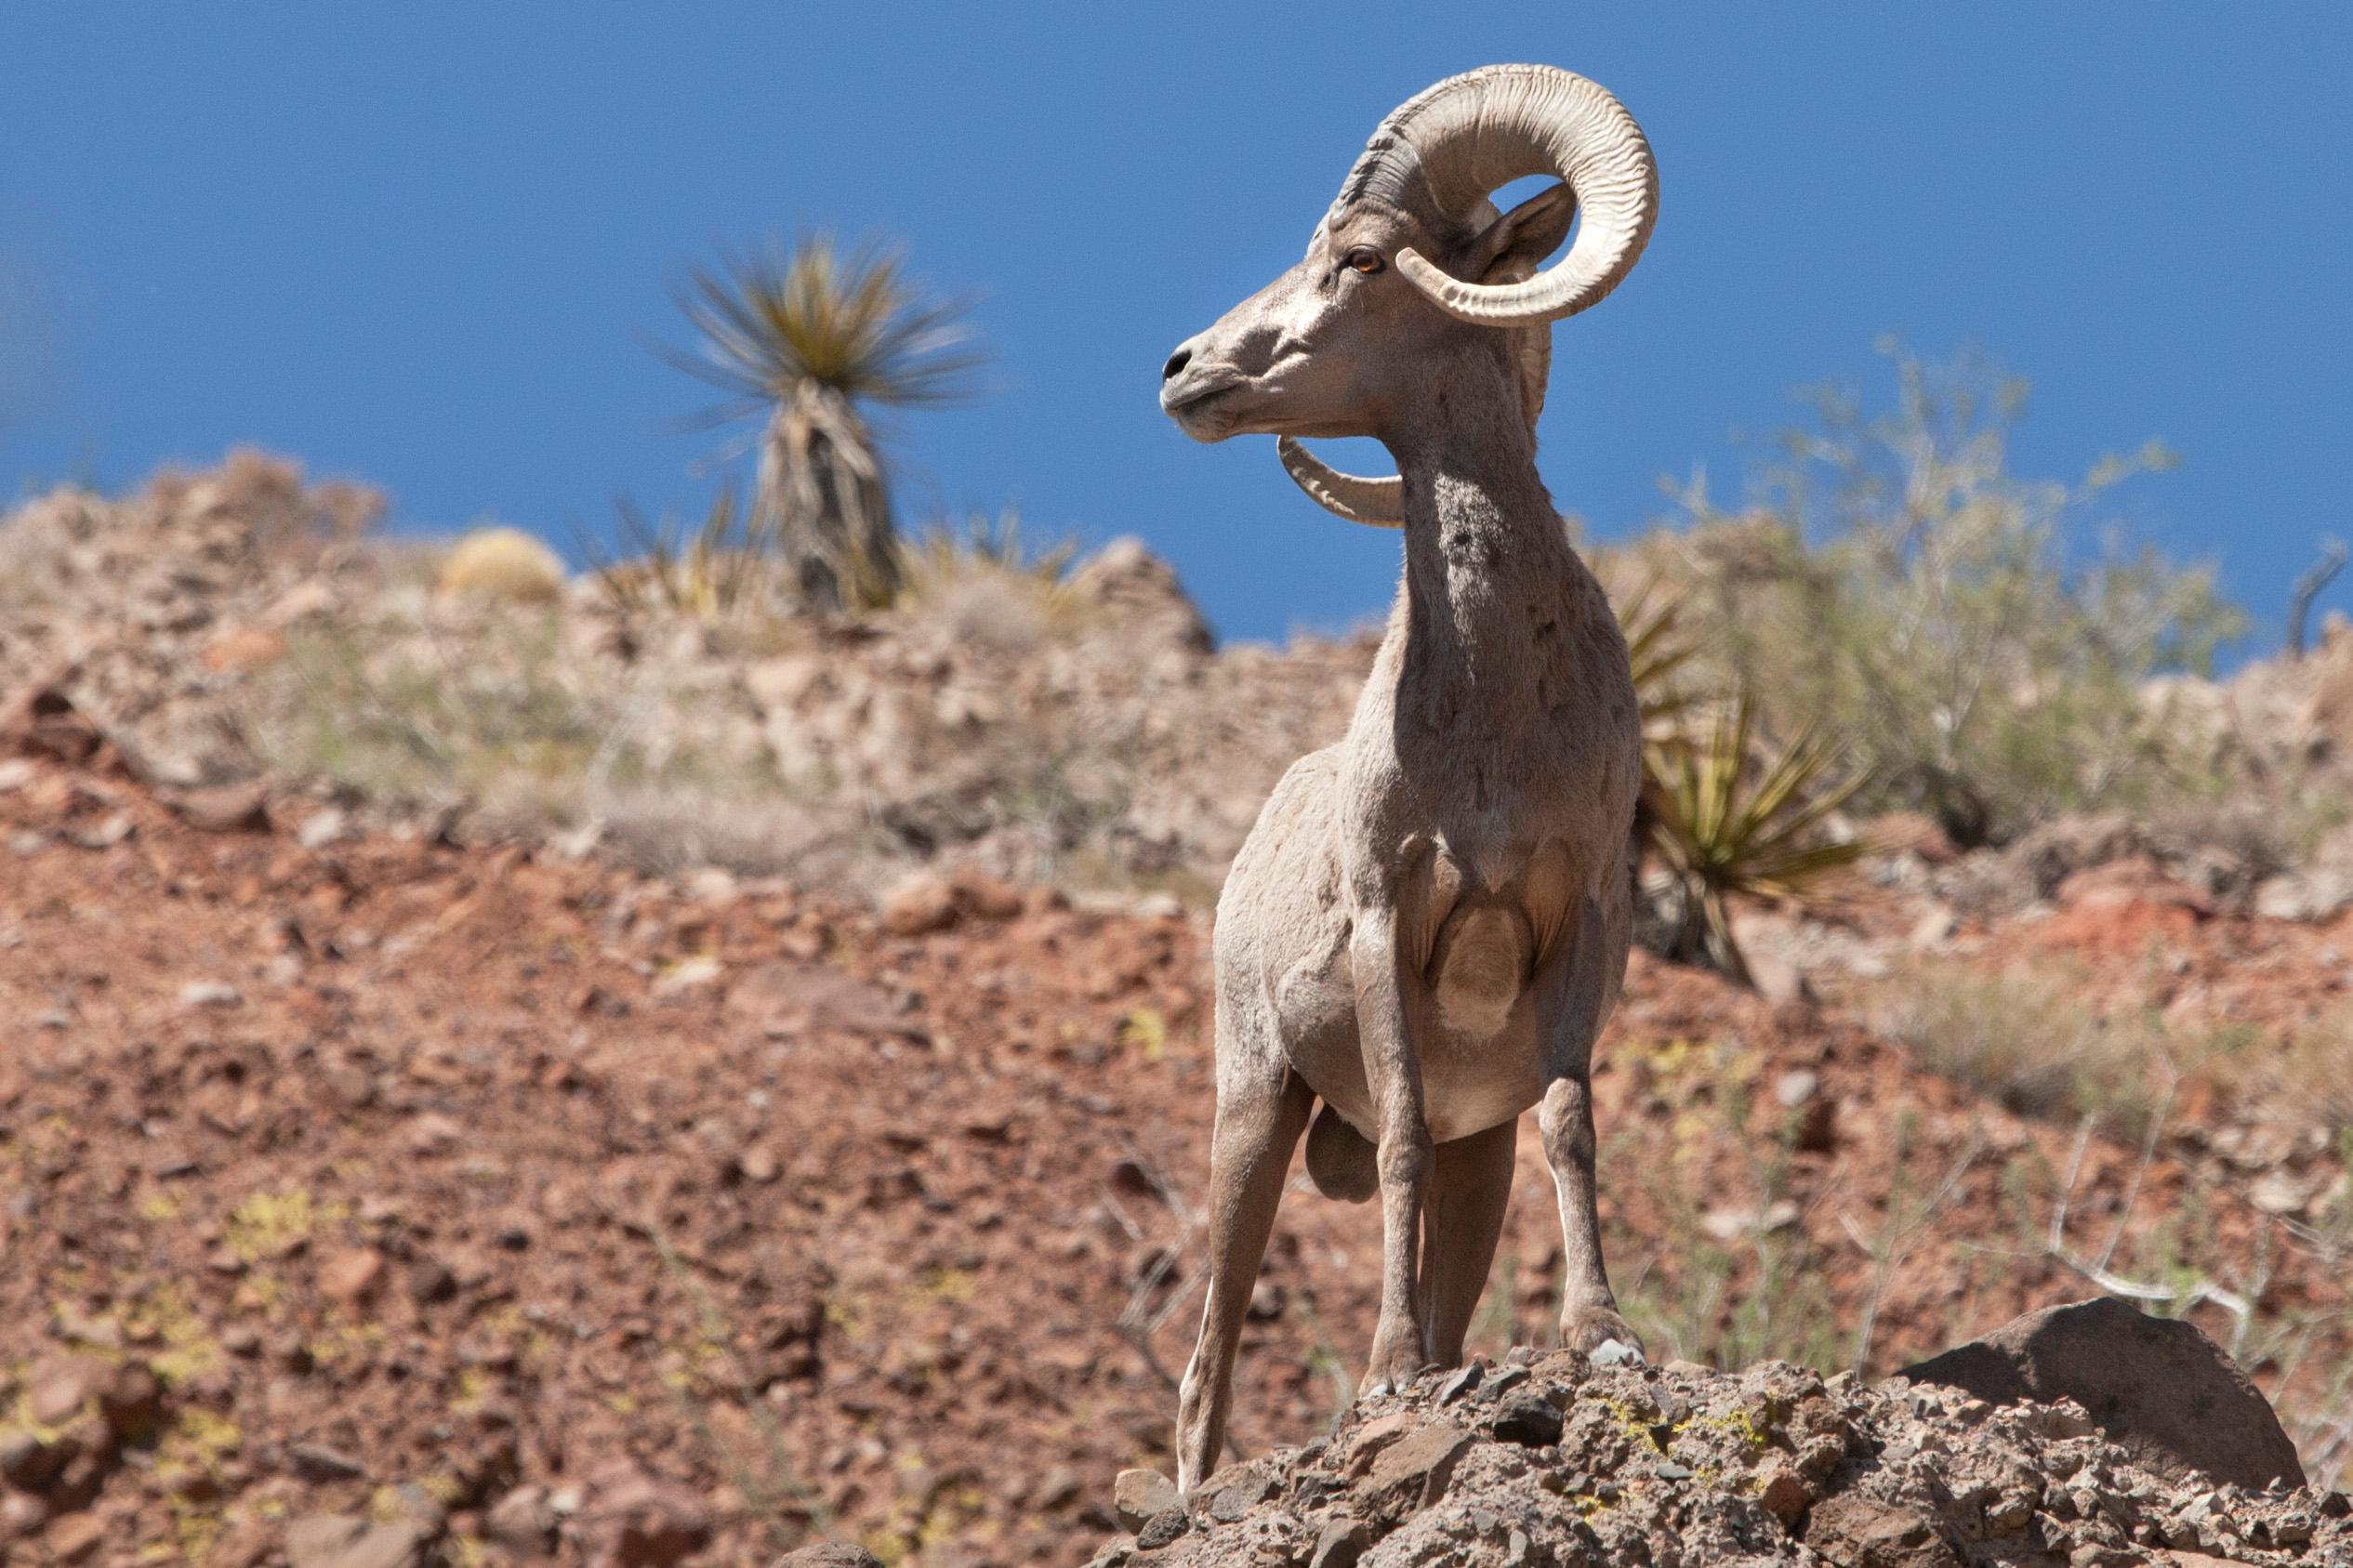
[2, 458, 2349, 1566]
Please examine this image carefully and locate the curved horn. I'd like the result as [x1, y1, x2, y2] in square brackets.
[1277, 438, 1401, 527]
[1339, 64, 1657, 328]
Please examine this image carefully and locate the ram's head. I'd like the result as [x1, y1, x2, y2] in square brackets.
[1158, 65, 1658, 524]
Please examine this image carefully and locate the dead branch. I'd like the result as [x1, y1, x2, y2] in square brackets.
[2286, 539, 2347, 661]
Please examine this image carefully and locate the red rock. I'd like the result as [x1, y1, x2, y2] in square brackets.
[948, 869, 1025, 921]
[317, 1247, 387, 1307]
[879, 872, 958, 936]
[1362, 1422, 1473, 1522]
[1802, 1495, 1962, 1567]
[26, 1352, 102, 1427]
[484, 1484, 556, 1557]
[576, 1458, 710, 1568]
[173, 782, 271, 833]
[1757, 1463, 1813, 1528]
[43, 1511, 104, 1563]
[96, 1360, 163, 1439]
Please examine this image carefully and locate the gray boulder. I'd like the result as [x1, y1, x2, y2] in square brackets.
[1897, 1296, 2304, 1490]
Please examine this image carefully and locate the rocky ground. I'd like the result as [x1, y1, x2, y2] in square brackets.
[1086, 1324, 2351, 1567]
[5, 731, 2350, 1565]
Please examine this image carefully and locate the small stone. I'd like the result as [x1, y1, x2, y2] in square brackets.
[297, 808, 350, 850]
[1483, 1365, 1529, 1398]
[1135, 1507, 1190, 1549]
[1113, 1468, 1180, 1532]
[1773, 1070, 1820, 1107]
[1436, 1363, 1484, 1404]
[289, 1443, 368, 1482]
[1654, 1460, 1694, 1481]
[736, 1146, 780, 1184]
[770, 1548, 885, 1568]
[26, 1353, 101, 1427]
[97, 1359, 163, 1438]
[1589, 1338, 1643, 1368]
[0, 1430, 60, 1491]
[1364, 1422, 1473, 1522]
[1745, 947, 1814, 1008]
[178, 980, 244, 1009]
[879, 872, 958, 936]
[1803, 1495, 1962, 1568]
[403, 1113, 464, 1154]
[317, 1247, 387, 1307]
[575, 1458, 709, 1568]
[175, 782, 271, 833]
[1308, 1516, 1370, 1568]
[44, 1512, 105, 1562]
[201, 627, 289, 674]
[485, 1484, 557, 1556]
[1206, 1467, 1274, 1522]
[285, 1515, 430, 1568]
[1758, 1465, 1812, 1528]
[1910, 905, 1959, 945]
[404, 1256, 458, 1305]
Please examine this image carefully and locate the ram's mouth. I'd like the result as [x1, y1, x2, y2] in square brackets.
[1161, 379, 1251, 440]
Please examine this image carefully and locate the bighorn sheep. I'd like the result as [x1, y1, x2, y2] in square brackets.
[1157, 64, 1657, 1491]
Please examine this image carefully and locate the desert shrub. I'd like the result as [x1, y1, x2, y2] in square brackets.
[1633, 344, 2244, 846]
[438, 524, 568, 603]
[591, 484, 785, 631]
[894, 507, 1082, 651]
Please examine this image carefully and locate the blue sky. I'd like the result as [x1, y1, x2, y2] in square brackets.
[4, 5, 2348, 648]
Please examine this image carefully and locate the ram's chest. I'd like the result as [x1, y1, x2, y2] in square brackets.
[1409, 837, 1577, 1043]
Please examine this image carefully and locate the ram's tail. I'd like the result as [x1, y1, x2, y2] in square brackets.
[1304, 1100, 1378, 1203]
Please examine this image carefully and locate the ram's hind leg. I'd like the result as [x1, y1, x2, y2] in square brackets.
[1417, 1117, 1519, 1369]
[1173, 1036, 1312, 1495]
[1540, 895, 1643, 1358]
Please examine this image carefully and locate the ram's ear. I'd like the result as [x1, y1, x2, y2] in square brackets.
[1468, 183, 1579, 284]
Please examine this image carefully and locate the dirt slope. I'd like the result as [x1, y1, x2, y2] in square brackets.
[2, 745, 2346, 1566]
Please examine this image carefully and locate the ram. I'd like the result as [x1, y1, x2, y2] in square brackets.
[1157, 63, 1658, 1492]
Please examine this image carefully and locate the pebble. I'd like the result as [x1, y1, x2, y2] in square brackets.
[289, 1443, 368, 1482]
[1113, 1468, 1180, 1532]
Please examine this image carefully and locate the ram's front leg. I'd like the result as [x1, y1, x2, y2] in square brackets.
[1352, 907, 1434, 1396]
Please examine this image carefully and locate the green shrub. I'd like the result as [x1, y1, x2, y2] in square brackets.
[1636, 343, 2244, 846]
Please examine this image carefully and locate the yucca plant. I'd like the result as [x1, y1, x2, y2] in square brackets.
[664, 236, 985, 612]
[1616, 573, 1707, 736]
[1643, 690, 1869, 983]
[591, 482, 774, 628]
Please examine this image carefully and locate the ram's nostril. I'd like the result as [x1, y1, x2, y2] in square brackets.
[1162, 348, 1192, 382]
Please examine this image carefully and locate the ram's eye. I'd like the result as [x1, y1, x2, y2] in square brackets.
[1345, 248, 1385, 275]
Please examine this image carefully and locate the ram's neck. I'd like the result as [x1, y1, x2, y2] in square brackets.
[1382, 350, 1582, 724]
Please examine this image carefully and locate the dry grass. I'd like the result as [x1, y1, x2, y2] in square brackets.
[1579, 1032, 2353, 1486]
[1866, 959, 2353, 1142]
